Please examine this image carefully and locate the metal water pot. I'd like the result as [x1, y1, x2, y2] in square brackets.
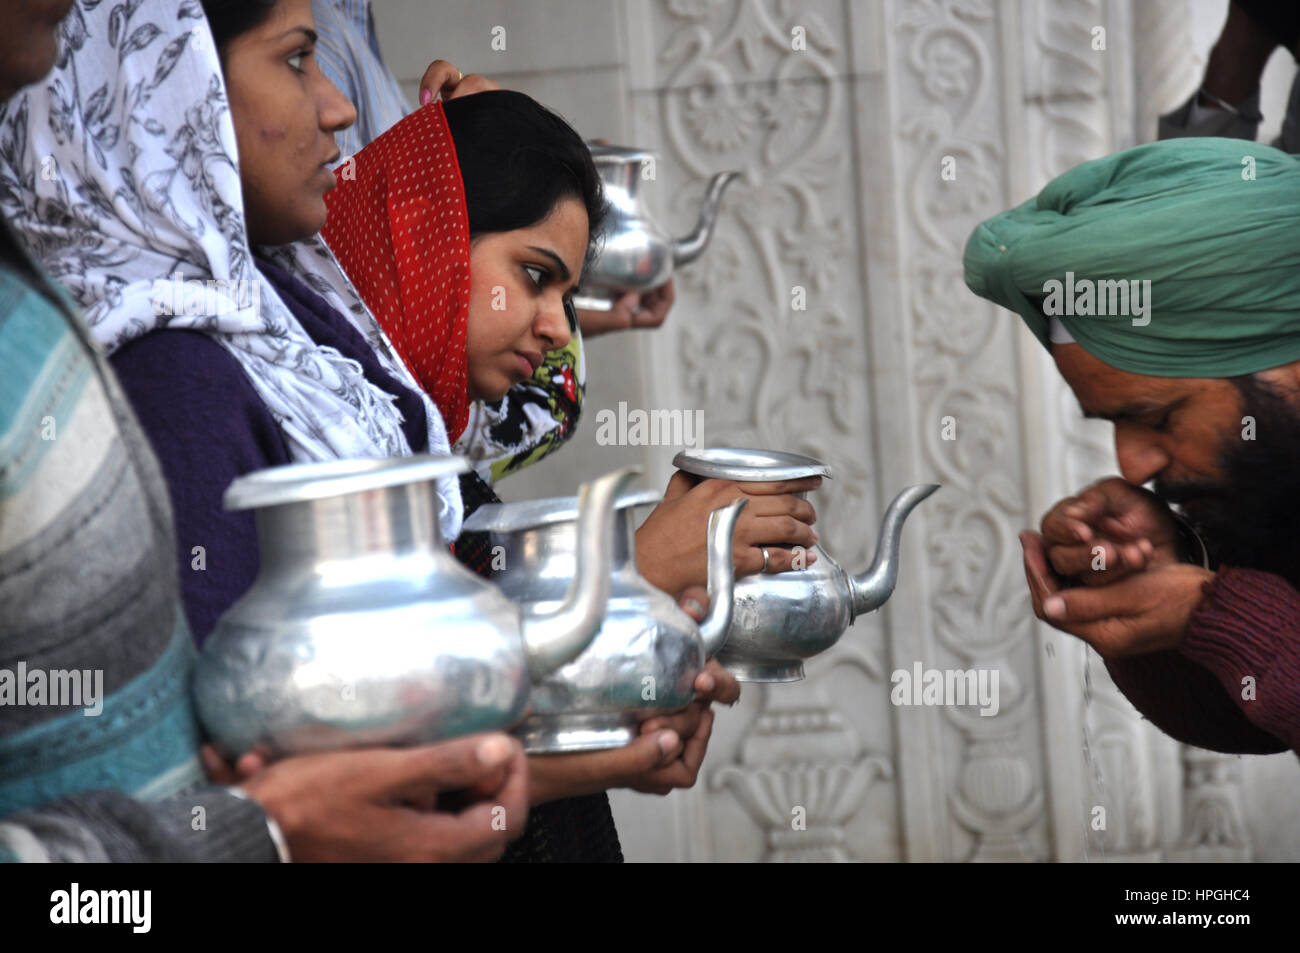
[193, 456, 639, 757]
[574, 144, 740, 311]
[462, 489, 747, 752]
[672, 448, 938, 682]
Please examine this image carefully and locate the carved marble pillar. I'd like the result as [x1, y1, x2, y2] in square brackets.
[1131, 0, 1200, 143]
[609, 0, 1264, 861]
[889, 0, 1050, 862]
[1168, 748, 1251, 863]
[624, 0, 900, 861]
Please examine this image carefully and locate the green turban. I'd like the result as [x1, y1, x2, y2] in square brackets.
[964, 137, 1300, 378]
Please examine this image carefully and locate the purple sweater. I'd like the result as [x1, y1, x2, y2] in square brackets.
[110, 257, 428, 644]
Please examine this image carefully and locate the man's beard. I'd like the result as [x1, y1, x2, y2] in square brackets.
[1153, 375, 1300, 586]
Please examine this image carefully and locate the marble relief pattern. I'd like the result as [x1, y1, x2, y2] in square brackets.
[892, 0, 1048, 861]
[640, 0, 893, 861]
[622, 0, 1259, 860]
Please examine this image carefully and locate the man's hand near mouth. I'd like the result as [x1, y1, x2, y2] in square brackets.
[1020, 477, 1217, 658]
[1021, 529, 1214, 660]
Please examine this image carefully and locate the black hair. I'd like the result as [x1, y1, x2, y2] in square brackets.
[199, 0, 279, 56]
[441, 90, 606, 263]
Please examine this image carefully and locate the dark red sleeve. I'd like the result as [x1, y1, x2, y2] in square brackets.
[1180, 567, 1300, 755]
[1104, 650, 1286, 755]
[1104, 567, 1297, 757]
[110, 331, 291, 646]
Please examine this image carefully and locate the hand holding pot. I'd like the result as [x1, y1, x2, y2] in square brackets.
[526, 714, 716, 803]
[627, 708, 715, 796]
[231, 733, 529, 862]
[635, 471, 821, 596]
[577, 279, 676, 337]
[505, 587, 731, 804]
[669, 590, 741, 704]
[633, 594, 736, 795]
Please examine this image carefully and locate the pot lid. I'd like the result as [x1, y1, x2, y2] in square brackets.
[224, 454, 470, 511]
[672, 448, 832, 482]
[586, 143, 657, 164]
[462, 488, 662, 534]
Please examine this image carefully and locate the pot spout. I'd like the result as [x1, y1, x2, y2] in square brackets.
[671, 171, 741, 268]
[848, 484, 939, 620]
[697, 497, 747, 657]
[522, 466, 641, 680]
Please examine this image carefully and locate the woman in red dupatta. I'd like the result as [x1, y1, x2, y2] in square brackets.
[319, 91, 820, 861]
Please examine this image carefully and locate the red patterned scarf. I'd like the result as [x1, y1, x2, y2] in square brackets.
[321, 103, 473, 442]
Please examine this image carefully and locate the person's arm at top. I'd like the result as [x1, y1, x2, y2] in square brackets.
[1156, 3, 1278, 141]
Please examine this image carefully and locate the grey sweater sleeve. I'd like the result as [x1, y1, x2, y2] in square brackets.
[0, 787, 279, 863]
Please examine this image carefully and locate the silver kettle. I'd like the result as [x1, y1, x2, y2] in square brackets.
[574, 144, 740, 311]
[463, 489, 747, 752]
[193, 456, 638, 756]
[673, 448, 938, 682]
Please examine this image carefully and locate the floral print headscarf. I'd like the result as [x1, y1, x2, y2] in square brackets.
[0, 0, 462, 537]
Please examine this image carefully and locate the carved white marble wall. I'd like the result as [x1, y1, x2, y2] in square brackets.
[374, 0, 1300, 861]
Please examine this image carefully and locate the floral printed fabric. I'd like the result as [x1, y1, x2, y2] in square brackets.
[307, 0, 586, 484]
[317, 100, 587, 483]
[456, 316, 585, 483]
[0, 0, 462, 538]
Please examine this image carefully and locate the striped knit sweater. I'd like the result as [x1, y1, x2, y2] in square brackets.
[0, 226, 275, 862]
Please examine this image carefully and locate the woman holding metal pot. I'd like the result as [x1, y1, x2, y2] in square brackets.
[307, 87, 827, 859]
[313, 88, 823, 596]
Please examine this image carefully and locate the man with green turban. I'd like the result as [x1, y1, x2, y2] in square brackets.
[965, 136, 1300, 758]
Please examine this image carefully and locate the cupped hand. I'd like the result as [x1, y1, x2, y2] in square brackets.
[1039, 477, 1182, 586]
[1021, 530, 1213, 659]
[529, 685, 724, 802]
[526, 730, 684, 804]
[689, 657, 741, 706]
[629, 708, 715, 796]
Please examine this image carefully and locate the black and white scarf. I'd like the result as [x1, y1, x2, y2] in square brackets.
[0, 0, 462, 538]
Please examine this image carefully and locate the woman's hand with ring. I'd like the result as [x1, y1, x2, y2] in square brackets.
[635, 472, 820, 595]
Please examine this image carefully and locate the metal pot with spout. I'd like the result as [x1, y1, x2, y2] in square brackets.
[672, 448, 938, 683]
[462, 489, 747, 753]
[193, 456, 639, 757]
[574, 144, 740, 312]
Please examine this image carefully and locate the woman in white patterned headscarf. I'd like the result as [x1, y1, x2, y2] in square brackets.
[0, 0, 460, 641]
